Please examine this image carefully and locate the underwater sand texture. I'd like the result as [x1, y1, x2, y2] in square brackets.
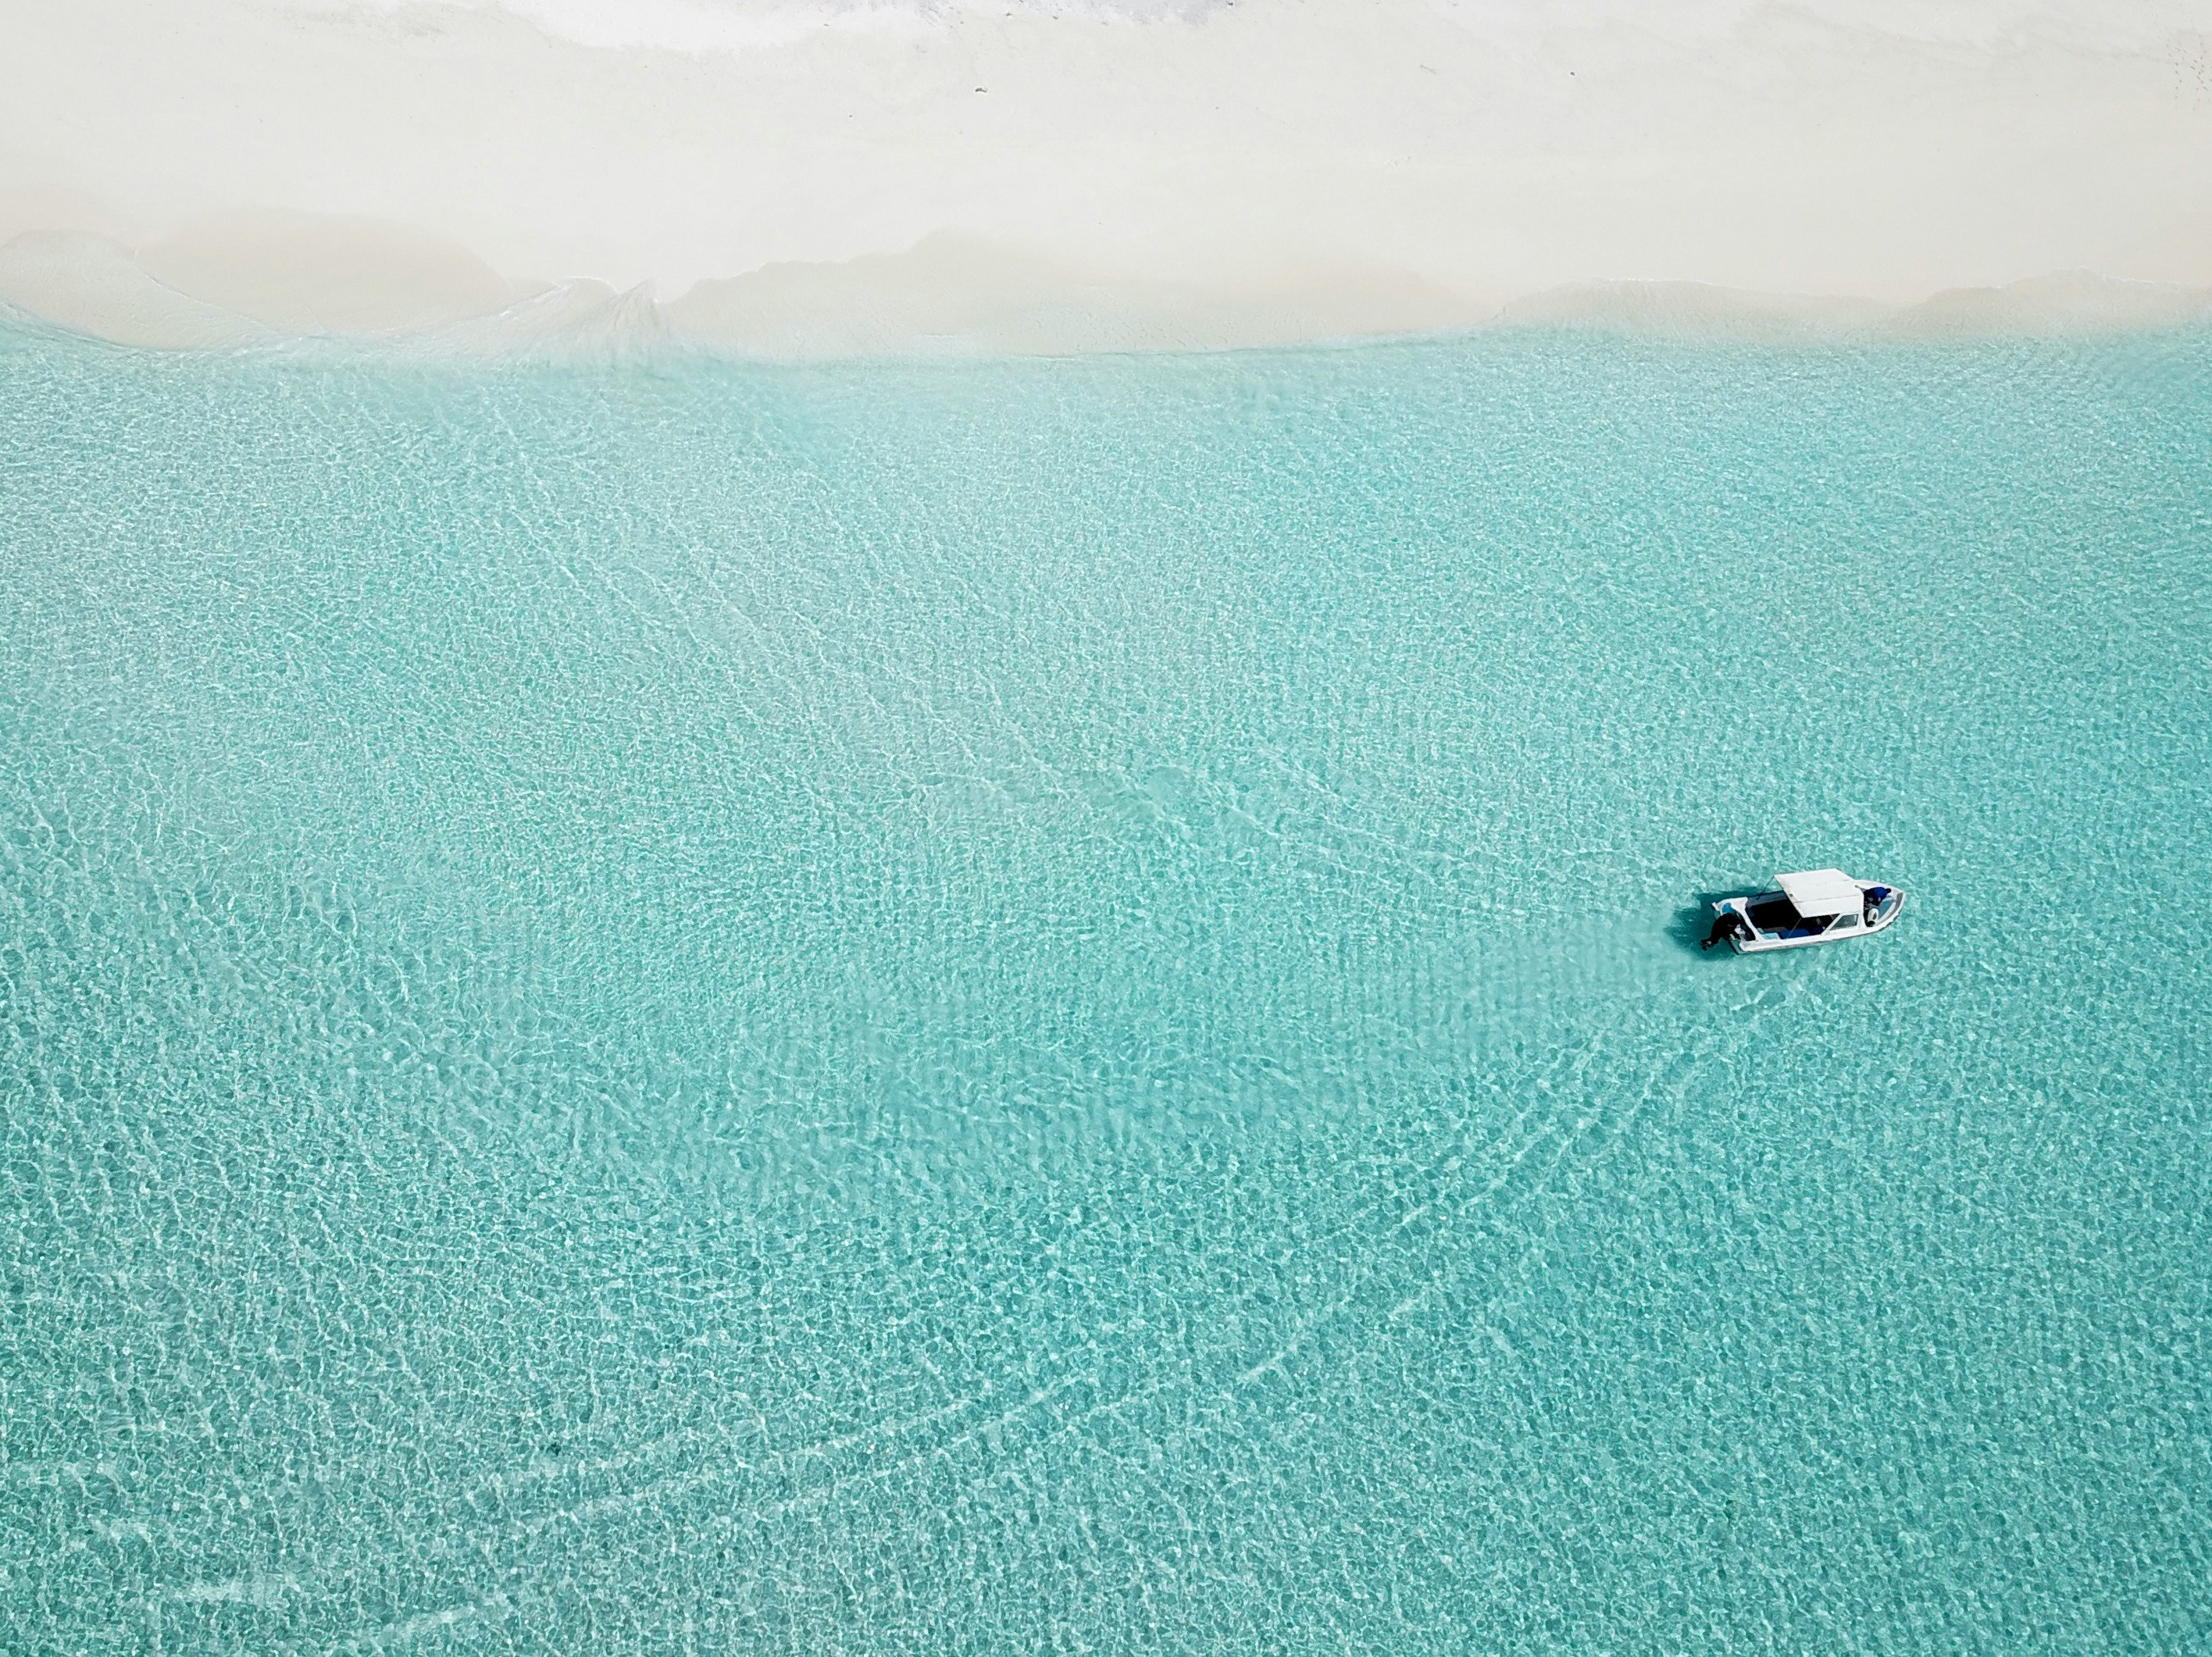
[3, 321, 2208, 1652]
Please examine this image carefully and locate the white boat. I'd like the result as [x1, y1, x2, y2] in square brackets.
[1702, 869, 1903, 953]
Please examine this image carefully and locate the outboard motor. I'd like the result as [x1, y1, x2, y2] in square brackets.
[1703, 910, 1749, 950]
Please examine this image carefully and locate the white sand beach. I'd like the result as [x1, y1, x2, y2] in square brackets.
[2, 0, 2209, 352]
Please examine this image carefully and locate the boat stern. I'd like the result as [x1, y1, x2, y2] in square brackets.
[1705, 896, 1757, 953]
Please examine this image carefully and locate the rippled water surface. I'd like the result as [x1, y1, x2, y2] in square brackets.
[4, 322, 2208, 1652]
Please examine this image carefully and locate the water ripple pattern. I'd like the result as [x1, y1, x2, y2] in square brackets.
[2, 322, 2208, 1652]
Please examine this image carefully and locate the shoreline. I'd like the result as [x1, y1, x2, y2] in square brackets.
[3, 225, 2209, 359]
[5, 3, 2208, 359]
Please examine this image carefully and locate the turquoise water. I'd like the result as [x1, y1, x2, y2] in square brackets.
[4, 319, 2208, 1652]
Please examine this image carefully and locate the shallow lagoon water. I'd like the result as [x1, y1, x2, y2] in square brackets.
[3, 322, 2208, 1652]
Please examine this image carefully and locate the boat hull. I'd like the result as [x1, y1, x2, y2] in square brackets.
[1714, 883, 1903, 953]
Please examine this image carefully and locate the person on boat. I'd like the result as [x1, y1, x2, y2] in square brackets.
[1704, 910, 1749, 950]
[1863, 884, 1889, 923]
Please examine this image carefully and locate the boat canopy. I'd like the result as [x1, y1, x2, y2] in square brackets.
[1777, 868, 1861, 918]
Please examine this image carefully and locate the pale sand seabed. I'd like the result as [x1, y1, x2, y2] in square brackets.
[2, 0, 2210, 352]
